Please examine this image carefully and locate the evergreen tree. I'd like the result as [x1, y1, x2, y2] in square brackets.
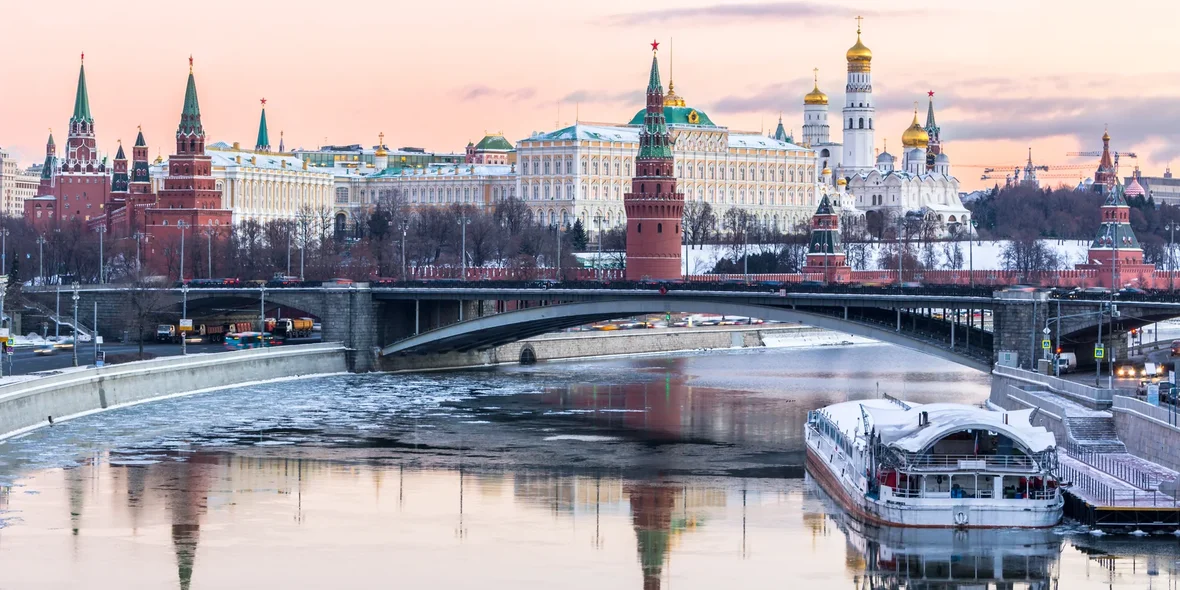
[570, 219, 589, 250]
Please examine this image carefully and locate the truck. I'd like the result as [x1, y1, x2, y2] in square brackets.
[156, 324, 179, 343]
[1055, 352, 1077, 374]
[265, 317, 315, 339]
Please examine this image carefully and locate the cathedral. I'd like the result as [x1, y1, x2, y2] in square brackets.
[803, 21, 970, 233]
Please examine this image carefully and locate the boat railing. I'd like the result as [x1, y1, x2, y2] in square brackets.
[900, 453, 1038, 471]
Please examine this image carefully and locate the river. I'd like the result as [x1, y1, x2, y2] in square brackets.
[0, 341, 1176, 588]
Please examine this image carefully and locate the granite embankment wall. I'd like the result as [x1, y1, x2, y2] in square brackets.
[1111, 397, 1180, 472]
[382, 325, 838, 372]
[0, 342, 347, 440]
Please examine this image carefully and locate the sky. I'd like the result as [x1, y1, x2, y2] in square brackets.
[1, 0, 1177, 191]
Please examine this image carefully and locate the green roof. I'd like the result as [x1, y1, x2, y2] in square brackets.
[628, 105, 716, 127]
[71, 63, 93, 125]
[637, 55, 673, 160]
[256, 107, 270, 150]
[178, 71, 204, 137]
[473, 134, 512, 151]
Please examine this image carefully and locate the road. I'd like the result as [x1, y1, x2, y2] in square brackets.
[2, 337, 323, 376]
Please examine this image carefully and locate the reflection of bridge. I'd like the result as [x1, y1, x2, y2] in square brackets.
[23, 285, 1180, 372]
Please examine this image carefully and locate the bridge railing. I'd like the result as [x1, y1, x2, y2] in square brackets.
[993, 364, 1115, 405]
[1113, 395, 1180, 429]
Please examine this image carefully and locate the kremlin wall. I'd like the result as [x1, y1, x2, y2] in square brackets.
[1, 23, 1157, 282]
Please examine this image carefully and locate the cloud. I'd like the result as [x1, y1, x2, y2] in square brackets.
[598, 2, 919, 27]
[559, 89, 643, 105]
[458, 85, 536, 102]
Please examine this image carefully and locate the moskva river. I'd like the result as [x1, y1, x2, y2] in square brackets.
[0, 342, 1176, 589]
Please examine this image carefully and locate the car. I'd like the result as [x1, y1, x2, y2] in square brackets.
[670, 320, 689, 328]
[34, 346, 56, 355]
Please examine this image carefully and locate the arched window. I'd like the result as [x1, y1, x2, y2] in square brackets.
[849, 118, 854, 129]
[859, 118, 864, 129]
[657, 223, 663, 233]
[637, 223, 642, 233]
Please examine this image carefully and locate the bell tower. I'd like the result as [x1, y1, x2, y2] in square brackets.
[624, 41, 684, 281]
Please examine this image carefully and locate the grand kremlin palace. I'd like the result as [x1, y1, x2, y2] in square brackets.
[515, 85, 819, 232]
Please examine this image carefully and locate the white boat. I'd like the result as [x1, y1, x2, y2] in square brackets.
[805, 398, 1063, 528]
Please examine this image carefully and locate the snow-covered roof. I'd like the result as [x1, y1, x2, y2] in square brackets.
[522, 123, 810, 151]
[820, 399, 1056, 454]
[368, 163, 514, 179]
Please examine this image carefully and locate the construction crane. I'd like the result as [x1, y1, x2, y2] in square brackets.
[1066, 150, 1138, 176]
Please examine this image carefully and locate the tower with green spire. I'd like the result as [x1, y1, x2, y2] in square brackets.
[176, 56, 206, 155]
[255, 98, 270, 152]
[624, 41, 684, 281]
[66, 54, 100, 173]
[111, 141, 129, 193]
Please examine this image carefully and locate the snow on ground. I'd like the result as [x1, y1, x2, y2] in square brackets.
[678, 239, 1093, 274]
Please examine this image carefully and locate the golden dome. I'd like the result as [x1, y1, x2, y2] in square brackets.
[837, 177, 848, 186]
[804, 83, 828, 106]
[821, 167, 832, 176]
[846, 36, 872, 62]
[901, 109, 929, 149]
[375, 132, 388, 157]
[664, 81, 687, 107]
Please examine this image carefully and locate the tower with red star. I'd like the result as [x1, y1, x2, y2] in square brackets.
[624, 41, 684, 280]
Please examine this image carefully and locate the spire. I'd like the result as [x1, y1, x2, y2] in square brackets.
[47, 129, 55, 148]
[114, 140, 126, 160]
[255, 98, 270, 151]
[71, 56, 93, 125]
[278, 130, 284, 153]
[924, 91, 937, 131]
[639, 41, 672, 160]
[134, 126, 146, 147]
[178, 58, 204, 138]
[772, 115, 788, 142]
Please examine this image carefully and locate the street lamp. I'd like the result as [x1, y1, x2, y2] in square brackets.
[594, 215, 603, 279]
[457, 215, 471, 280]
[1167, 222, 1180, 292]
[204, 221, 214, 278]
[555, 222, 563, 282]
[969, 219, 978, 288]
[71, 282, 79, 367]
[95, 225, 106, 283]
[133, 232, 143, 278]
[36, 235, 46, 286]
[400, 219, 409, 280]
[177, 220, 187, 282]
[286, 220, 293, 277]
[0, 227, 8, 279]
[897, 217, 906, 287]
[181, 282, 189, 356]
[298, 215, 307, 281]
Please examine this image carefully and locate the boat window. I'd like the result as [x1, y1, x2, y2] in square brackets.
[950, 474, 986, 498]
[924, 474, 951, 496]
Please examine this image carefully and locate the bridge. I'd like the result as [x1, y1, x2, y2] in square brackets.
[20, 284, 1180, 373]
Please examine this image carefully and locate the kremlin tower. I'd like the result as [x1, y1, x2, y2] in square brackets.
[144, 58, 232, 279]
[255, 99, 271, 152]
[841, 18, 875, 174]
[801, 195, 850, 282]
[1074, 184, 1154, 287]
[900, 106, 929, 175]
[1093, 129, 1117, 194]
[801, 69, 830, 148]
[624, 41, 684, 281]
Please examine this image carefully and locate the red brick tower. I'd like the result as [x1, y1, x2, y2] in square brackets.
[65, 55, 101, 173]
[126, 128, 156, 232]
[1075, 184, 1154, 287]
[111, 141, 129, 195]
[144, 58, 232, 278]
[624, 41, 684, 280]
[37, 132, 57, 195]
[801, 195, 850, 282]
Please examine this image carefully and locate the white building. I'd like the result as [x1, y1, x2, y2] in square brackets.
[0, 150, 39, 218]
[841, 23, 876, 174]
[151, 141, 335, 225]
[801, 71, 843, 174]
[517, 82, 820, 232]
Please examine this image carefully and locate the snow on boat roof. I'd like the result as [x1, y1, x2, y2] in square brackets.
[818, 399, 1056, 454]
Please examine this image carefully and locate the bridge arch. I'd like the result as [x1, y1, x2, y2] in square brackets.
[381, 298, 990, 372]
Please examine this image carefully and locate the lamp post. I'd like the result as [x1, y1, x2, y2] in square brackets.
[400, 220, 409, 280]
[178, 220, 187, 282]
[95, 225, 106, 284]
[205, 221, 214, 278]
[1168, 222, 1180, 293]
[594, 215, 603, 279]
[555, 222, 563, 282]
[457, 215, 471, 280]
[969, 219, 978, 288]
[1, 227, 8, 279]
[36, 235, 45, 286]
[286, 220, 293, 277]
[897, 217, 906, 287]
[298, 215, 307, 281]
[133, 232, 143, 278]
[181, 282, 189, 356]
[71, 282, 79, 367]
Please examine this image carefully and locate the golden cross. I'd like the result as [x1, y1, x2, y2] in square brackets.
[813, 67, 819, 85]
[855, 15, 863, 33]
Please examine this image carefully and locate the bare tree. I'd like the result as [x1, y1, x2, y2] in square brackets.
[121, 278, 171, 360]
[1001, 235, 1061, 281]
[682, 200, 716, 250]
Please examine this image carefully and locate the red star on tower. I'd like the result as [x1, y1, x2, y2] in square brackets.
[651, 39, 659, 52]
[928, 90, 935, 97]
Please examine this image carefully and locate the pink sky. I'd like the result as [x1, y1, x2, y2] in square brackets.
[2, 0, 1177, 191]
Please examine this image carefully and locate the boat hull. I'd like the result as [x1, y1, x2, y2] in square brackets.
[805, 440, 1062, 529]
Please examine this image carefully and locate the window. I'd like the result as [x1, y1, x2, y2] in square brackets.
[615, 161, 621, 176]
[637, 223, 642, 233]
[581, 160, 588, 174]
[657, 223, 663, 233]
[859, 118, 864, 129]
[543, 160, 551, 175]
[566, 160, 573, 174]
[849, 118, 853, 129]
[335, 187, 349, 204]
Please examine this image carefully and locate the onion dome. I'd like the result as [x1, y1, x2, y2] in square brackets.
[936, 153, 950, 164]
[664, 81, 686, 107]
[901, 109, 929, 149]
[846, 26, 872, 71]
[375, 132, 388, 157]
[822, 167, 832, 176]
[804, 76, 828, 106]
[837, 177, 848, 186]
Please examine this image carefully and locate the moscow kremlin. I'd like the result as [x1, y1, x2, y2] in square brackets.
[0, 20, 1155, 281]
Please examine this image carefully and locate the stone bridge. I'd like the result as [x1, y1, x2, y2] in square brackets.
[20, 285, 1180, 373]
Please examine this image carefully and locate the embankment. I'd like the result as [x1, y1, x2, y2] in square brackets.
[0, 342, 347, 440]
[382, 325, 862, 372]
